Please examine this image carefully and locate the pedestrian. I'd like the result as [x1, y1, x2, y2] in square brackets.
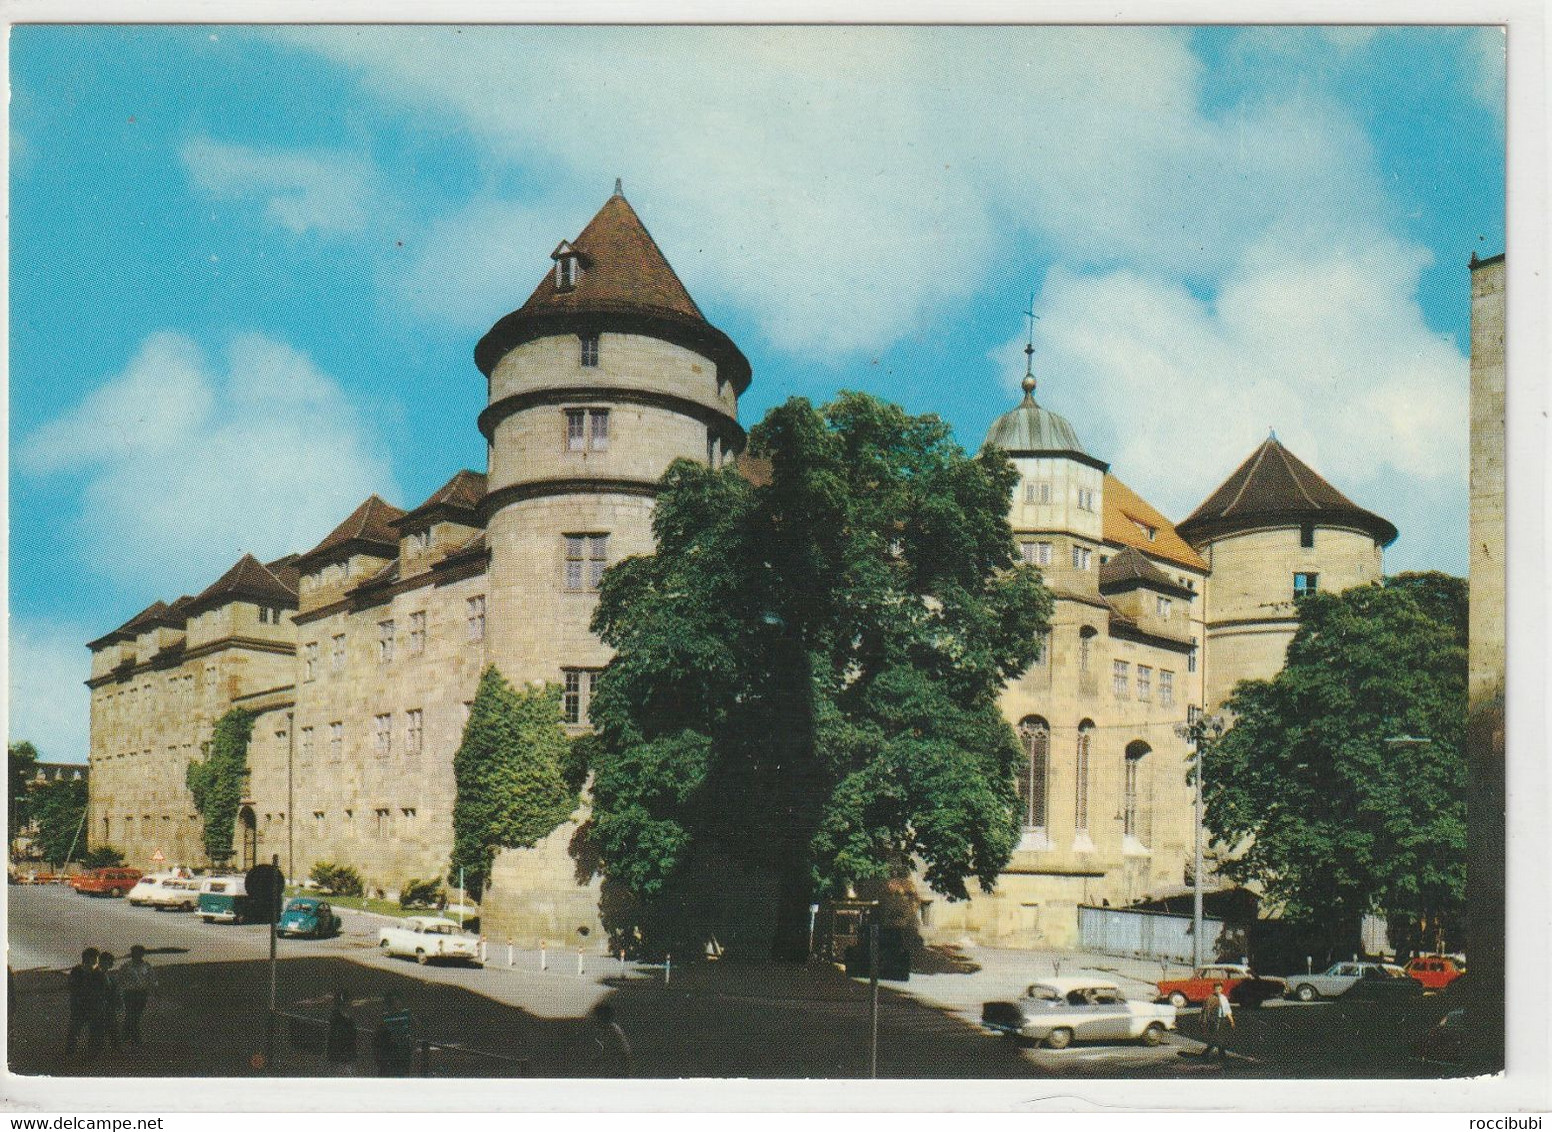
[96, 952, 123, 1053]
[590, 1002, 633, 1077]
[372, 993, 414, 1077]
[64, 948, 102, 1058]
[326, 989, 357, 1074]
[1200, 981, 1235, 1061]
[117, 946, 158, 1046]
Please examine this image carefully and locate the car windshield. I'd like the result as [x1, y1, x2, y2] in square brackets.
[422, 922, 457, 935]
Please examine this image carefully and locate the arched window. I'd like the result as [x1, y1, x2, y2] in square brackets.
[1075, 720, 1095, 834]
[1016, 717, 1050, 832]
[1124, 741, 1151, 840]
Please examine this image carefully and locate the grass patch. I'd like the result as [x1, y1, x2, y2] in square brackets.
[283, 887, 416, 919]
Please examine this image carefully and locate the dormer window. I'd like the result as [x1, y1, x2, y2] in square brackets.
[552, 240, 584, 292]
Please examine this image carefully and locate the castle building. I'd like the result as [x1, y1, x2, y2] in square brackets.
[84, 188, 1396, 949]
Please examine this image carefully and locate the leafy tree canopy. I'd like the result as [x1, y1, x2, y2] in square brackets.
[31, 775, 88, 864]
[186, 708, 255, 862]
[9, 741, 40, 834]
[1205, 571, 1467, 938]
[450, 667, 579, 901]
[587, 392, 1053, 958]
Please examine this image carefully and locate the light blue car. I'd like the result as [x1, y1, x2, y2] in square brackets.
[277, 896, 342, 939]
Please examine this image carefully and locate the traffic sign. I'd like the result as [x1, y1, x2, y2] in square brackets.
[150, 849, 165, 863]
[245, 863, 285, 923]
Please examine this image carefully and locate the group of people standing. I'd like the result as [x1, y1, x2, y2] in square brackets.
[65, 945, 157, 1060]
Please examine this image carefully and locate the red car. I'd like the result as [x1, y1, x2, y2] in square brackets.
[1404, 955, 1466, 991]
[1155, 963, 1285, 1008]
[69, 867, 143, 897]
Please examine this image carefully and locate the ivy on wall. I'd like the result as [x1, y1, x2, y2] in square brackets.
[186, 707, 255, 863]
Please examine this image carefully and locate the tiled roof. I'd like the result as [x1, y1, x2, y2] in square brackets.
[1099, 546, 1196, 598]
[475, 189, 751, 393]
[187, 553, 300, 615]
[1103, 475, 1208, 572]
[397, 470, 486, 528]
[1176, 436, 1397, 547]
[87, 600, 170, 650]
[265, 555, 301, 594]
[297, 494, 406, 569]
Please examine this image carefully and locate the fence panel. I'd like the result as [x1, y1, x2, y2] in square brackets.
[1078, 905, 1225, 964]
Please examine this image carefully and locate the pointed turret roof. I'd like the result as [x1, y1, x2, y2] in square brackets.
[186, 553, 300, 616]
[1099, 546, 1196, 599]
[475, 188, 751, 393]
[87, 599, 171, 650]
[1176, 436, 1397, 548]
[296, 494, 406, 570]
[395, 470, 486, 530]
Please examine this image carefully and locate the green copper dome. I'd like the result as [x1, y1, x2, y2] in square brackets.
[985, 395, 1086, 455]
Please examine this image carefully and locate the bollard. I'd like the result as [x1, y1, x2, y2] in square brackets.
[665, 953, 671, 984]
[619, 949, 626, 972]
[576, 948, 584, 976]
[507, 938, 514, 967]
[479, 936, 488, 964]
[540, 941, 548, 972]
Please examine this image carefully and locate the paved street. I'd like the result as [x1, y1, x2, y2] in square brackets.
[8, 885, 1460, 1079]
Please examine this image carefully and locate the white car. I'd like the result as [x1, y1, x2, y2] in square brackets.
[127, 871, 194, 906]
[147, 877, 202, 911]
[982, 978, 1178, 1049]
[377, 917, 482, 966]
[1284, 961, 1409, 1002]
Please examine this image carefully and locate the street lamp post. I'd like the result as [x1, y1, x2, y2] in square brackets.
[1175, 711, 1225, 968]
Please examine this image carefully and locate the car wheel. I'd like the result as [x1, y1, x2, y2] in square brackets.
[1043, 1027, 1074, 1051]
[416, 949, 429, 965]
[1141, 1022, 1165, 1046]
[1169, 991, 1189, 1009]
[1295, 984, 1318, 1003]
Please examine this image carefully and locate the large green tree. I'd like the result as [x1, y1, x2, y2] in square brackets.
[9, 740, 40, 845]
[31, 774, 88, 865]
[1204, 572, 1468, 948]
[587, 392, 1053, 959]
[450, 667, 579, 901]
[186, 708, 255, 863]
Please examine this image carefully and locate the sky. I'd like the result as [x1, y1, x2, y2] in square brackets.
[8, 25, 1505, 764]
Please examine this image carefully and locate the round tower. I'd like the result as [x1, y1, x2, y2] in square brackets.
[1176, 435, 1398, 709]
[473, 186, 750, 709]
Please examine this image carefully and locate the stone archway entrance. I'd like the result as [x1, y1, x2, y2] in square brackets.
[239, 805, 258, 870]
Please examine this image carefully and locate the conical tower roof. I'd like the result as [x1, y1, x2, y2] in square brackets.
[475, 187, 751, 392]
[1176, 436, 1397, 547]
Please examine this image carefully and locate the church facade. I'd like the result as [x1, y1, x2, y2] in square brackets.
[84, 189, 1396, 949]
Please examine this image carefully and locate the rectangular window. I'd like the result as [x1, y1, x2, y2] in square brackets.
[406, 709, 423, 755]
[589, 409, 610, 451]
[580, 333, 600, 367]
[329, 722, 343, 762]
[373, 714, 392, 756]
[565, 408, 610, 451]
[566, 409, 587, 451]
[1137, 665, 1152, 702]
[563, 668, 598, 725]
[1077, 487, 1096, 512]
[409, 611, 426, 657]
[304, 641, 319, 682]
[1159, 669, 1174, 707]
[205, 665, 217, 688]
[467, 595, 486, 641]
[1020, 541, 1053, 567]
[1300, 523, 1315, 549]
[1024, 481, 1052, 505]
[1188, 704, 1203, 727]
[1071, 545, 1092, 570]
[1188, 637, 1199, 673]
[331, 634, 346, 673]
[564, 534, 609, 591]
[378, 620, 395, 663]
[1113, 660, 1130, 699]
[1294, 572, 1319, 599]
[300, 727, 315, 763]
[1156, 596, 1172, 618]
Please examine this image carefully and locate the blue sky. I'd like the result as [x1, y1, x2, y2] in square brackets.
[8, 25, 1505, 763]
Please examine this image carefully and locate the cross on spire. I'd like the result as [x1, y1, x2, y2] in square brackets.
[1022, 294, 1039, 400]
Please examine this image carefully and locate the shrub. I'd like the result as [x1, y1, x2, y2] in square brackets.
[310, 861, 363, 897]
[81, 846, 126, 869]
[399, 878, 443, 909]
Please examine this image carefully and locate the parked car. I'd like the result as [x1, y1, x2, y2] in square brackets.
[377, 917, 482, 966]
[1412, 1007, 1466, 1064]
[129, 873, 189, 906]
[148, 877, 202, 912]
[198, 876, 256, 923]
[1404, 955, 1466, 991]
[1283, 961, 1409, 1002]
[1341, 962, 1426, 1003]
[1155, 963, 1285, 1008]
[278, 897, 342, 939]
[69, 868, 143, 897]
[982, 978, 1177, 1049]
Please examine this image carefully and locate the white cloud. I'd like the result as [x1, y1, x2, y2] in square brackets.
[19, 332, 400, 593]
[994, 229, 1467, 529]
[182, 136, 376, 235]
[277, 26, 1388, 357]
[8, 619, 93, 764]
[1466, 26, 1506, 120]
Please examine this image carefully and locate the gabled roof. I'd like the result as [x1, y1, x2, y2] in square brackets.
[395, 470, 486, 531]
[1099, 546, 1196, 599]
[475, 189, 751, 393]
[186, 553, 300, 616]
[297, 494, 406, 570]
[1103, 475, 1208, 572]
[1176, 436, 1397, 548]
[147, 594, 196, 630]
[87, 600, 170, 650]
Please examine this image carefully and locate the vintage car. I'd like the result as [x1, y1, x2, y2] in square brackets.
[1404, 955, 1466, 991]
[69, 867, 143, 897]
[128, 872, 193, 906]
[278, 897, 342, 939]
[1155, 963, 1286, 1008]
[198, 876, 257, 923]
[147, 876, 202, 912]
[1283, 961, 1409, 1002]
[1341, 962, 1426, 1003]
[982, 978, 1177, 1049]
[377, 917, 482, 966]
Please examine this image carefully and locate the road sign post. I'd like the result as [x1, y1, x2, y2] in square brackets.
[245, 858, 285, 1073]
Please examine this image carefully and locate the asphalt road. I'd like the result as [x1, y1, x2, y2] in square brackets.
[7, 885, 1462, 1079]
